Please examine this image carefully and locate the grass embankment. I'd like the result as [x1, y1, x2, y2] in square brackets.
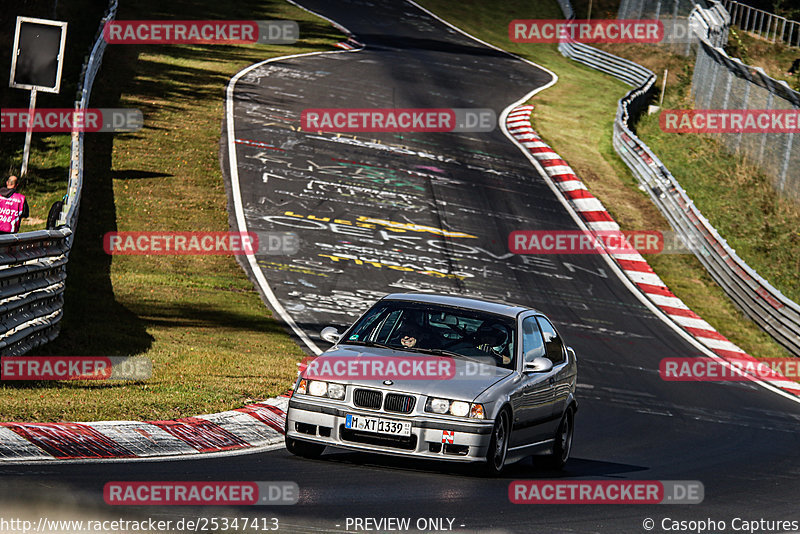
[0, 0, 344, 422]
[418, 0, 791, 359]
[726, 28, 800, 91]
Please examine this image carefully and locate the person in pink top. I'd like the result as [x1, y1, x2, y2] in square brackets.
[0, 176, 30, 233]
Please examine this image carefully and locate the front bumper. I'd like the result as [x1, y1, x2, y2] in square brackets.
[286, 396, 494, 462]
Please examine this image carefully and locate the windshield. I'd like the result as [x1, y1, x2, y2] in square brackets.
[343, 300, 517, 369]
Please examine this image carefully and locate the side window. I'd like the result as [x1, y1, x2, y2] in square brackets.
[536, 317, 565, 365]
[521, 317, 545, 363]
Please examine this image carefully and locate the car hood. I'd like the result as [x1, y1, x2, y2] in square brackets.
[305, 345, 514, 401]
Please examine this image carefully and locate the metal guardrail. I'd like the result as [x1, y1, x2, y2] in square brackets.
[0, 1, 118, 356]
[555, 0, 800, 357]
[722, 0, 800, 48]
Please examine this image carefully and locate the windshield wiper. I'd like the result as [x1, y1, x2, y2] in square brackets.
[342, 340, 394, 350]
[411, 347, 484, 363]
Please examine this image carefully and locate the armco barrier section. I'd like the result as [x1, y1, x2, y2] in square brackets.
[555, 0, 800, 357]
[0, 1, 118, 356]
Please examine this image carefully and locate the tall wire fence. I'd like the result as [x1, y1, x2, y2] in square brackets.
[618, 0, 800, 200]
[617, 0, 729, 53]
[691, 40, 800, 200]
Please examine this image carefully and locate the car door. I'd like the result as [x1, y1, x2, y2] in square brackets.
[509, 315, 557, 447]
[536, 316, 572, 421]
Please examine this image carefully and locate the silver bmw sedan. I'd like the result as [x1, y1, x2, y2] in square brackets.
[285, 293, 578, 475]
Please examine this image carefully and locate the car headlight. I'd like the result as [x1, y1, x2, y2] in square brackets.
[450, 401, 470, 417]
[327, 382, 346, 400]
[297, 379, 345, 400]
[425, 398, 485, 418]
[308, 380, 328, 397]
[427, 398, 450, 414]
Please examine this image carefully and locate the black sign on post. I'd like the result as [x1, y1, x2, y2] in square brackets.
[9, 17, 68, 93]
[9, 17, 68, 177]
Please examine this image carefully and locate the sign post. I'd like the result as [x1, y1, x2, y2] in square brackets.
[9, 17, 68, 177]
[20, 89, 37, 177]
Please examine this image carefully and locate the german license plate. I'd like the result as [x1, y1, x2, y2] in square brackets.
[345, 414, 411, 436]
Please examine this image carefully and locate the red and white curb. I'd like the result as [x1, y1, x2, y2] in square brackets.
[507, 105, 800, 398]
[334, 37, 364, 50]
[0, 396, 288, 462]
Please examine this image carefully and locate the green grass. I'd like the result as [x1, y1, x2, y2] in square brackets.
[0, 0, 345, 422]
[417, 0, 791, 359]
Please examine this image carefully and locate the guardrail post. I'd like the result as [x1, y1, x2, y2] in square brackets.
[722, 67, 734, 109]
[743, 5, 751, 32]
[758, 92, 773, 165]
[778, 131, 793, 194]
[734, 80, 750, 152]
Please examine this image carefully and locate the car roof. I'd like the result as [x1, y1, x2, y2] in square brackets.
[381, 293, 538, 319]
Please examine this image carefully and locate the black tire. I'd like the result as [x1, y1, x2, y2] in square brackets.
[547, 407, 575, 469]
[46, 200, 64, 230]
[285, 435, 325, 458]
[481, 408, 511, 476]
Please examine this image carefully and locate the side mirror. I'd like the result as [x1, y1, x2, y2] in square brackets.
[524, 357, 553, 373]
[567, 346, 577, 363]
[320, 326, 341, 344]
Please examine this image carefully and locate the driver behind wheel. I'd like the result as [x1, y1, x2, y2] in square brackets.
[390, 310, 435, 349]
[475, 323, 511, 366]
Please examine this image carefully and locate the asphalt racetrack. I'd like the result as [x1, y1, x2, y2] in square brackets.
[1, 1, 798, 533]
